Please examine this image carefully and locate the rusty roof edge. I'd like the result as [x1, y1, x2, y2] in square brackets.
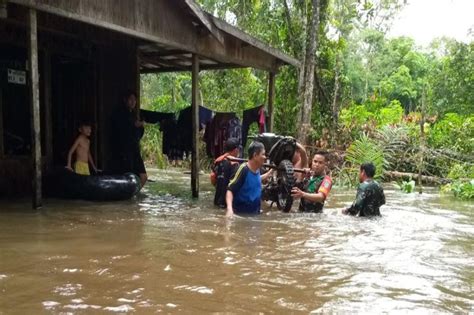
[205, 13, 300, 68]
[182, 0, 225, 45]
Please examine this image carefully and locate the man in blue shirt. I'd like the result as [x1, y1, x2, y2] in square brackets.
[226, 141, 270, 217]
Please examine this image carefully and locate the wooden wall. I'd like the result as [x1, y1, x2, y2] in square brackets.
[0, 13, 139, 196]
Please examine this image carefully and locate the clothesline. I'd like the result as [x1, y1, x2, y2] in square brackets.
[140, 105, 267, 160]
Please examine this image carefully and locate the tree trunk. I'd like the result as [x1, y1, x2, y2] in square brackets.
[296, 0, 319, 145]
[384, 171, 450, 185]
[418, 88, 426, 193]
[330, 51, 342, 144]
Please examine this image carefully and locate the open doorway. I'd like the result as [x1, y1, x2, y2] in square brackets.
[51, 55, 98, 166]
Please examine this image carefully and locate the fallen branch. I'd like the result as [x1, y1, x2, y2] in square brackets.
[383, 171, 451, 185]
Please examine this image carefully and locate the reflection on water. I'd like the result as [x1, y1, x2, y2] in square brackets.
[0, 169, 473, 313]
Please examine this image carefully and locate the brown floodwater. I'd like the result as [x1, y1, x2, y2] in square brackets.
[0, 169, 473, 313]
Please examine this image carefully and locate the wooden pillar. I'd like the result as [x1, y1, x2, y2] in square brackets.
[191, 54, 199, 198]
[267, 71, 275, 133]
[28, 8, 42, 209]
[0, 89, 3, 158]
[43, 51, 53, 166]
[135, 44, 141, 119]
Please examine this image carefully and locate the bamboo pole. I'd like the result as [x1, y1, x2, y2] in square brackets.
[191, 54, 199, 197]
[28, 8, 42, 209]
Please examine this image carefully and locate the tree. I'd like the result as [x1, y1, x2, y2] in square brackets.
[296, 0, 321, 144]
[430, 41, 474, 115]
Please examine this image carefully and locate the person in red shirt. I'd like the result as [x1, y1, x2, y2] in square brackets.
[291, 153, 332, 213]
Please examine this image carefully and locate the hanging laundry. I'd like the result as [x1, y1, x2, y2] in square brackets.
[175, 106, 214, 157]
[204, 112, 242, 159]
[242, 105, 266, 148]
[140, 109, 175, 124]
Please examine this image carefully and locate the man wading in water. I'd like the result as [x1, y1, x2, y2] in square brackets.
[225, 141, 272, 217]
[291, 153, 332, 213]
[343, 162, 385, 216]
[211, 138, 240, 208]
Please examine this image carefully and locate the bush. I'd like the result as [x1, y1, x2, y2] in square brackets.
[442, 180, 474, 200]
[342, 134, 387, 186]
[447, 163, 474, 180]
[375, 100, 404, 126]
[340, 104, 374, 129]
[428, 113, 474, 155]
[141, 125, 168, 169]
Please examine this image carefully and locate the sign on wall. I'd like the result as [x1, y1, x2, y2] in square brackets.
[7, 69, 26, 85]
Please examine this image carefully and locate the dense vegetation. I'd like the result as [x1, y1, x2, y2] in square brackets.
[140, 0, 473, 199]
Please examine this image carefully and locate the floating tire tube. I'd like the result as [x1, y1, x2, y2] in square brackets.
[44, 168, 141, 201]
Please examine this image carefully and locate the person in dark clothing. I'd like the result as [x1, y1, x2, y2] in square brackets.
[343, 162, 385, 216]
[291, 153, 332, 213]
[211, 138, 240, 208]
[110, 90, 147, 188]
[242, 105, 265, 148]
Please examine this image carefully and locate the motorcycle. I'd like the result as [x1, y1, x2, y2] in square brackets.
[253, 133, 299, 212]
[228, 133, 305, 212]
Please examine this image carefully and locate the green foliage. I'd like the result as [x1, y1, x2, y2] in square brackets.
[375, 100, 404, 126]
[442, 180, 474, 200]
[200, 68, 265, 112]
[141, 73, 191, 112]
[394, 179, 416, 193]
[140, 125, 168, 169]
[340, 104, 373, 128]
[431, 41, 474, 115]
[447, 163, 474, 180]
[379, 65, 417, 111]
[138, 0, 472, 189]
[343, 134, 387, 185]
[428, 113, 474, 155]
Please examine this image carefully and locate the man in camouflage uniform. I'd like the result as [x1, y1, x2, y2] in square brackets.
[343, 162, 385, 216]
[291, 153, 332, 213]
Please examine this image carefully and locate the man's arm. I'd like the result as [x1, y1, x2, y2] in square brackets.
[225, 190, 234, 217]
[226, 164, 247, 217]
[291, 187, 326, 203]
[291, 176, 331, 203]
[66, 138, 80, 171]
[344, 188, 365, 215]
[260, 169, 273, 182]
[295, 142, 308, 168]
[293, 143, 308, 182]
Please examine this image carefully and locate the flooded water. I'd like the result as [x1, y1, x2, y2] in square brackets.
[0, 169, 473, 313]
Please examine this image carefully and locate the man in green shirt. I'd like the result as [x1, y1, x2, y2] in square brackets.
[291, 153, 332, 213]
[343, 162, 385, 216]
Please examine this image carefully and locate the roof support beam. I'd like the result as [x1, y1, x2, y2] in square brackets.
[27, 7, 42, 209]
[140, 63, 243, 74]
[267, 72, 276, 132]
[191, 54, 200, 198]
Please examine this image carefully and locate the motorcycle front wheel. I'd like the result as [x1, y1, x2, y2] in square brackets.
[276, 159, 295, 212]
